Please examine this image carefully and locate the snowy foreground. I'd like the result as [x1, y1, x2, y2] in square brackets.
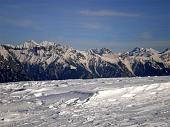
[0, 77, 170, 127]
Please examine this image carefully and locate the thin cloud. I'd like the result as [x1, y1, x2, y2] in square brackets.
[81, 22, 102, 30]
[10, 19, 33, 27]
[80, 10, 140, 17]
[141, 32, 152, 40]
[0, 16, 33, 27]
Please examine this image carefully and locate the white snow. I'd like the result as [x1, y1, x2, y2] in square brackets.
[121, 93, 136, 98]
[40, 41, 55, 47]
[0, 76, 170, 127]
[70, 65, 77, 70]
[34, 92, 43, 97]
[17, 40, 39, 49]
[0, 46, 10, 59]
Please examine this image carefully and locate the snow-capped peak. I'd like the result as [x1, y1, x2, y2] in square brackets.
[128, 47, 159, 57]
[40, 41, 56, 47]
[161, 48, 170, 54]
[87, 48, 112, 56]
[2, 44, 15, 48]
[16, 40, 39, 49]
[99, 48, 112, 55]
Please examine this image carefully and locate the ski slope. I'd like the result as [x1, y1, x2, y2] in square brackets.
[0, 76, 170, 127]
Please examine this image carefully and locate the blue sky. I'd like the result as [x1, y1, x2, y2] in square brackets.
[0, 0, 169, 52]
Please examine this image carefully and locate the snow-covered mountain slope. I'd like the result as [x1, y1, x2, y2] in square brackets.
[0, 40, 170, 83]
[0, 76, 170, 127]
[160, 48, 170, 65]
[127, 47, 160, 57]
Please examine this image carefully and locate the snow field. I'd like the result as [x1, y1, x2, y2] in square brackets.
[0, 76, 170, 127]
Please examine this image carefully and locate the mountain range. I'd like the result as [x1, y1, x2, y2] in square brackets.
[0, 40, 170, 83]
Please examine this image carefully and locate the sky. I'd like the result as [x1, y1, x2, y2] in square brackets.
[0, 0, 169, 52]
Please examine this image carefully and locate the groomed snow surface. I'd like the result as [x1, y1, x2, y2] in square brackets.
[0, 76, 170, 127]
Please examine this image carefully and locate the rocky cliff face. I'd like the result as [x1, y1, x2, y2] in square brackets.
[0, 40, 169, 83]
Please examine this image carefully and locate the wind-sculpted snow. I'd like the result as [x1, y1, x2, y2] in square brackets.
[0, 76, 170, 127]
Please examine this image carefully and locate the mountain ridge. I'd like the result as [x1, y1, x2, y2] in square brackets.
[0, 40, 170, 83]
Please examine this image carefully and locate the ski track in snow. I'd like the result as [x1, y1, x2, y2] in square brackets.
[0, 76, 170, 127]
